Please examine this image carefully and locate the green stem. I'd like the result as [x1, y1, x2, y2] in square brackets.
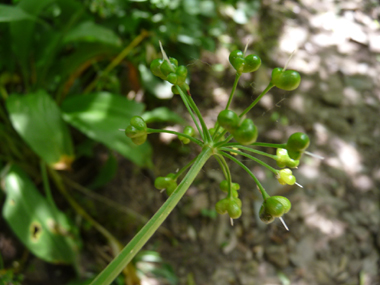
[212, 73, 241, 140]
[215, 133, 233, 145]
[218, 151, 269, 200]
[176, 86, 203, 141]
[251, 142, 287, 148]
[225, 73, 241, 110]
[240, 83, 274, 118]
[176, 86, 211, 142]
[40, 161, 60, 217]
[214, 155, 227, 179]
[223, 146, 277, 160]
[214, 154, 233, 198]
[90, 147, 213, 285]
[147, 128, 203, 146]
[219, 147, 278, 175]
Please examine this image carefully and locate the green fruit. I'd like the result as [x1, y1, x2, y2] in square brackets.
[219, 180, 240, 192]
[286, 132, 309, 151]
[259, 196, 291, 223]
[276, 148, 300, 168]
[286, 132, 309, 159]
[167, 73, 178, 84]
[217, 110, 239, 132]
[229, 50, 261, 74]
[259, 205, 275, 224]
[215, 199, 229, 215]
[160, 58, 178, 76]
[176, 65, 188, 84]
[277, 169, 296, 185]
[125, 116, 147, 145]
[179, 126, 195, 144]
[150, 59, 165, 79]
[232, 118, 258, 145]
[271, 67, 301, 91]
[215, 198, 242, 219]
[154, 174, 178, 196]
[287, 150, 302, 160]
[227, 202, 242, 219]
[271, 196, 291, 214]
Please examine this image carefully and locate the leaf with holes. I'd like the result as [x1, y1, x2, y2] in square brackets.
[3, 165, 80, 264]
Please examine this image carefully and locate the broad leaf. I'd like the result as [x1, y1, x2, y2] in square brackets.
[0, 4, 35, 22]
[64, 21, 122, 47]
[3, 165, 80, 264]
[6, 90, 74, 169]
[61, 93, 152, 167]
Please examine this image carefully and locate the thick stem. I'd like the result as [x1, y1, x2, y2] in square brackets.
[90, 147, 212, 285]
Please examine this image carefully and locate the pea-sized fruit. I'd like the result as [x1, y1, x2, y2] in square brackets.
[179, 126, 195, 144]
[215, 197, 242, 219]
[219, 180, 240, 197]
[286, 132, 309, 151]
[276, 148, 300, 168]
[217, 110, 239, 133]
[259, 205, 275, 224]
[277, 169, 296, 185]
[286, 132, 309, 160]
[154, 174, 178, 196]
[259, 196, 291, 223]
[232, 118, 258, 145]
[229, 50, 261, 74]
[271, 67, 301, 91]
[125, 116, 147, 145]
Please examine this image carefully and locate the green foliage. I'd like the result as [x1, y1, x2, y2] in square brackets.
[62, 93, 152, 166]
[0, 4, 36, 22]
[6, 90, 74, 168]
[3, 165, 80, 263]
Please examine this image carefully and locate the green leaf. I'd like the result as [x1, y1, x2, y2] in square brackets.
[3, 165, 80, 264]
[10, 0, 55, 80]
[0, 4, 35, 22]
[6, 90, 74, 169]
[61, 92, 152, 167]
[88, 152, 118, 189]
[141, 107, 185, 124]
[64, 21, 122, 47]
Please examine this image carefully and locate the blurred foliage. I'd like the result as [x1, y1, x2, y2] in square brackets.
[0, 0, 271, 283]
